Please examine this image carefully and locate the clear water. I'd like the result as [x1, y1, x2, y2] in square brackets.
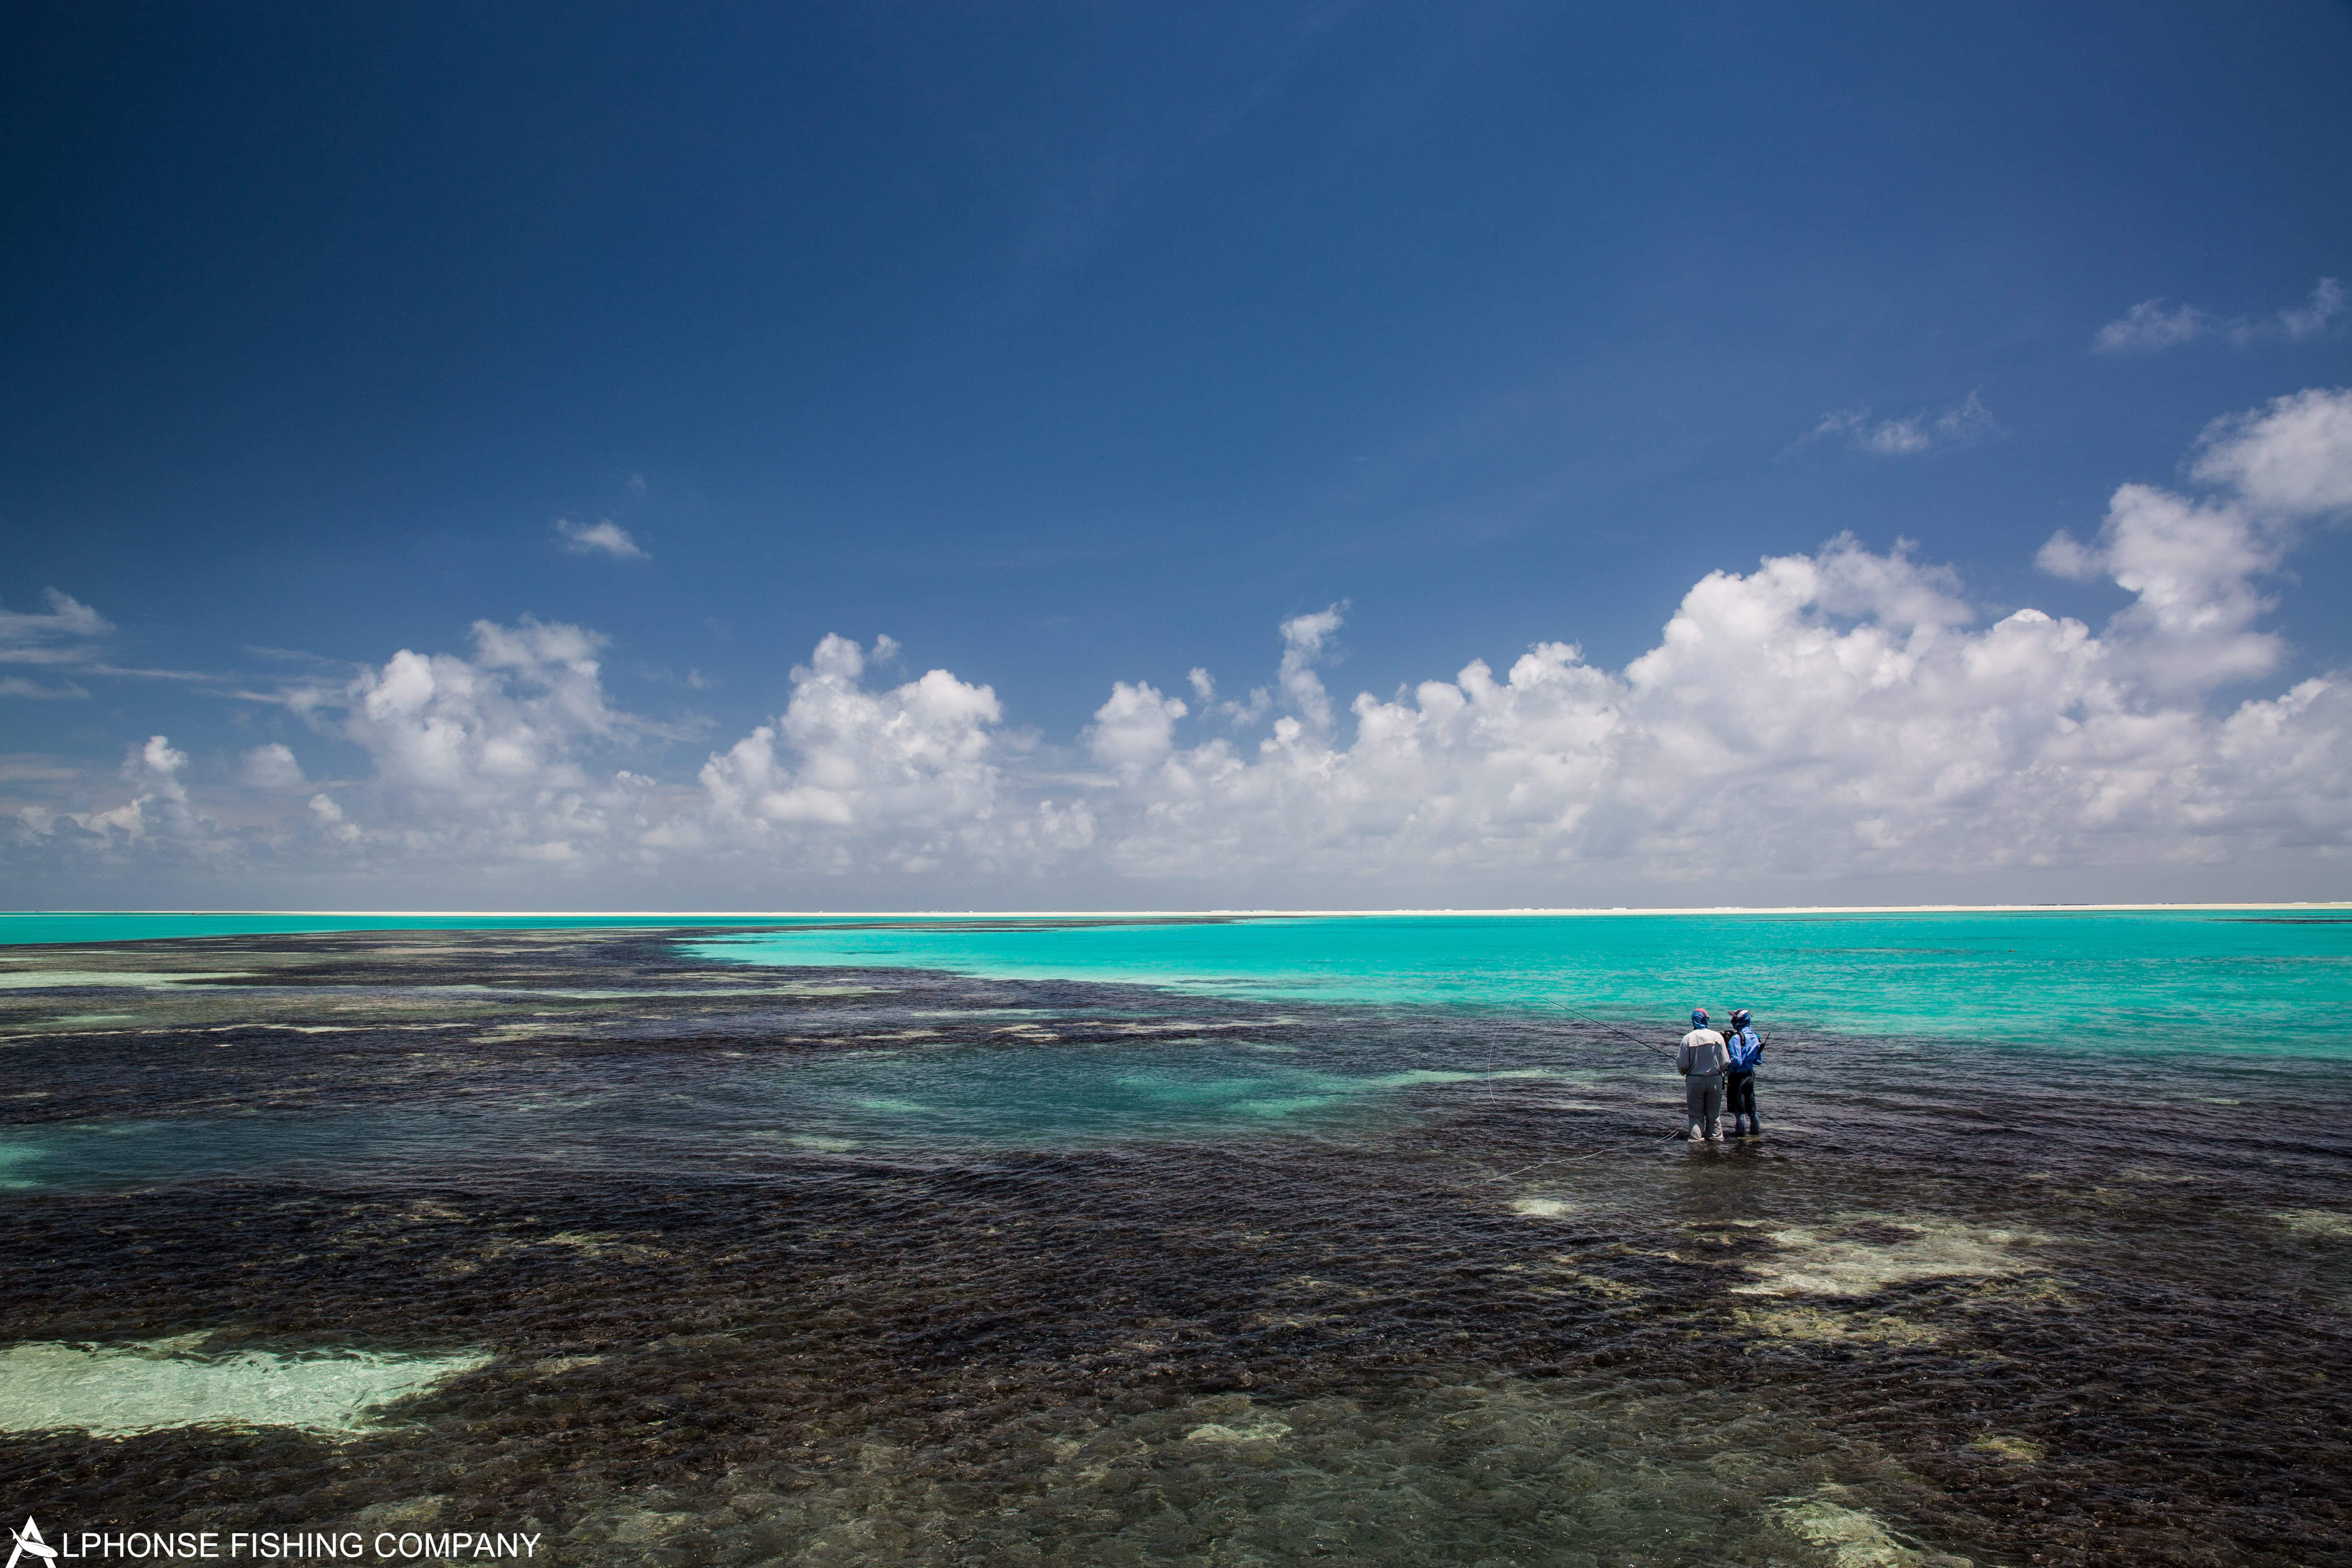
[0, 1056, 1595, 1190]
[2, 909, 2345, 1191]
[1, 917, 2347, 1567]
[688, 908, 2352, 1057]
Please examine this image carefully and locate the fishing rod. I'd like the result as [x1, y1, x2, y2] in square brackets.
[1563, 1011, 1678, 1060]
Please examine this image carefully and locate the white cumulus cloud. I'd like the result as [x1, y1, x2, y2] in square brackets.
[2187, 385, 2352, 517]
[554, 518, 649, 559]
[694, 634, 1006, 871]
[239, 743, 306, 791]
[57, 736, 205, 844]
[279, 617, 661, 868]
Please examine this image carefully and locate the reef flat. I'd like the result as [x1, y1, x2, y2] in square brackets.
[1, 927, 2348, 1567]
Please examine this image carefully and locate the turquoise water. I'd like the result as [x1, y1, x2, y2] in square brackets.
[688, 909, 2352, 1058]
[8, 907, 2348, 1058]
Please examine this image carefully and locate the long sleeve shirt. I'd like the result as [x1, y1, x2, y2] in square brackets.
[1677, 1028, 1730, 1077]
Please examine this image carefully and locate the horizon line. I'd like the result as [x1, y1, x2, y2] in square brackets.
[5, 901, 2350, 920]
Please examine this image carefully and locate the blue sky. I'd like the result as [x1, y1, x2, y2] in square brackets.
[5, 2, 2352, 908]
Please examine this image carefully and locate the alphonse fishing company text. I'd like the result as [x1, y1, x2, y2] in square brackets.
[9, 1519, 541, 1563]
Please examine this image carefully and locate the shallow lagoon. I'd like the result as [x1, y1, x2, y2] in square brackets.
[0, 915, 2347, 1566]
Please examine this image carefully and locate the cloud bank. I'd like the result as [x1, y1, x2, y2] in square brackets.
[10, 388, 2352, 906]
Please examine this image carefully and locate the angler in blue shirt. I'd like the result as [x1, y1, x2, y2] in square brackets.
[1723, 1009, 1764, 1137]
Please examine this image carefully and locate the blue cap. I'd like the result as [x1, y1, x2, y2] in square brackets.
[1691, 1008, 1709, 1026]
[1731, 1009, 1751, 1027]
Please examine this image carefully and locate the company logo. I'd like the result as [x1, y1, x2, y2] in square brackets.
[8, 1521, 57, 1568]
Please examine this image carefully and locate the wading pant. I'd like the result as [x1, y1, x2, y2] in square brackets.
[1685, 1071, 1725, 1141]
[1725, 1071, 1756, 1123]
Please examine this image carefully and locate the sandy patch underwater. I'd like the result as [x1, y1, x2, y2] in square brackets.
[0, 1339, 491, 1437]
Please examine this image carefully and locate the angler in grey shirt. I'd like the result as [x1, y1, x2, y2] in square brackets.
[1677, 1007, 1731, 1143]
